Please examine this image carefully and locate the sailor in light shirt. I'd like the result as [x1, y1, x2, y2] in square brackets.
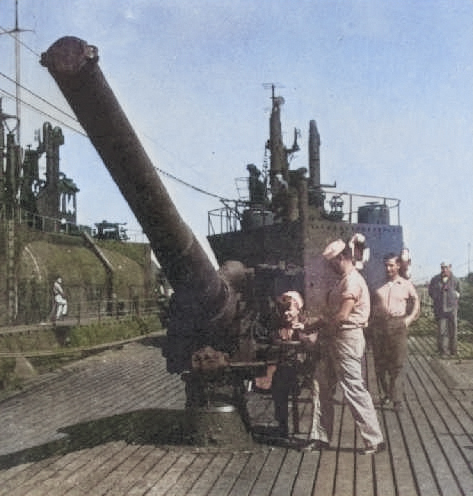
[372, 253, 420, 411]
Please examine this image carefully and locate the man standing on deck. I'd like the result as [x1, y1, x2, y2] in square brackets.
[428, 263, 461, 357]
[371, 253, 420, 412]
[308, 238, 384, 455]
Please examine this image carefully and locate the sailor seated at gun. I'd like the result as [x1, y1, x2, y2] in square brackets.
[265, 291, 319, 438]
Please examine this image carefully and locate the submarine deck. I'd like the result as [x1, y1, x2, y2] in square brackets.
[1, 335, 473, 496]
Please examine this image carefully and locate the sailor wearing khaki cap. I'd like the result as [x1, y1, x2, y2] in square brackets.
[308, 236, 384, 455]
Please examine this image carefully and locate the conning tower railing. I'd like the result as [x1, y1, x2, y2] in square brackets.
[208, 187, 401, 235]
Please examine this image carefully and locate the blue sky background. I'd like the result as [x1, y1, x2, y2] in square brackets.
[0, 0, 472, 283]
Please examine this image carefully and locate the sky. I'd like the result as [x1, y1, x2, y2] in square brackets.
[0, 0, 472, 283]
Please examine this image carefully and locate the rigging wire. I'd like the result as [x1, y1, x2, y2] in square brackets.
[0, 26, 238, 203]
[0, 86, 86, 136]
[0, 80, 236, 201]
[154, 165, 234, 202]
[0, 85, 237, 202]
[0, 69, 79, 124]
[0, 24, 39, 58]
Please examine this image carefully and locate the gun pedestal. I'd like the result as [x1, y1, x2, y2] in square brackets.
[182, 367, 255, 448]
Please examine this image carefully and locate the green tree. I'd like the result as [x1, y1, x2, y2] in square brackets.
[459, 274, 473, 324]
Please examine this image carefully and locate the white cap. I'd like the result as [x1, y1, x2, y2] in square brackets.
[322, 239, 346, 260]
[282, 291, 304, 310]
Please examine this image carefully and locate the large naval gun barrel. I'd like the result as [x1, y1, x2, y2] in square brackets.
[40, 37, 245, 374]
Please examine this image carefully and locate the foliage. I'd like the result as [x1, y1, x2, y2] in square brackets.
[459, 275, 473, 325]
[95, 240, 150, 268]
[409, 314, 436, 336]
[409, 312, 473, 337]
[67, 315, 162, 348]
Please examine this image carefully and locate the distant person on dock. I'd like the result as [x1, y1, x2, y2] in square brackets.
[371, 253, 420, 412]
[50, 276, 68, 323]
[307, 238, 384, 455]
[428, 262, 461, 357]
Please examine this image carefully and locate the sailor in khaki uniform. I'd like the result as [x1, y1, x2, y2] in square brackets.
[309, 238, 384, 455]
[372, 253, 420, 411]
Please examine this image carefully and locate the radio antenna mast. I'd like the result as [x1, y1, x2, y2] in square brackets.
[0, 0, 32, 145]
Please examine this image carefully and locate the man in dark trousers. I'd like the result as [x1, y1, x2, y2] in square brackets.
[428, 262, 461, 357]
[371, 253, 420, 412]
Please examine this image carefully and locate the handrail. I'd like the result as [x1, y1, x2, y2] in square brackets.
[208, 191, 402, 235]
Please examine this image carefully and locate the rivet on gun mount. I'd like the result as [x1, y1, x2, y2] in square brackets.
[40, 36, 98, 74]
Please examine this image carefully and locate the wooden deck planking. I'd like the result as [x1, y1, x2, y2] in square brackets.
[248, 449, 285, 496]
[69, 443, 145, 496]
[367, 423, 394, 496]
[183, 452, 232, 496]
[399, 403, 438, 496]
[125, 449, 182, 496]
[0, 460, 49, 496]
[383, 409, 417, 496]
[20, 450, 100, 496]
[1, 338, 473, 495]
[164, 453, 215, 496]
[355, 345, 383, 496]
[355, 453, 377, 496]
[225, 451, 267, 496]
[62, 444, 129, 496]
[143, 451, 198, 496]
[413, 361, 473, 495]
[291, 451, 319, 496]
[311, 402, 339, 496]
[109, 447, 170, 496]
[334, 405, 356, 496]
[406, 358, 466, 495]
[100, 445, 158, 496]
[7, 444, 113, 496]
[206, 452, 252, 496]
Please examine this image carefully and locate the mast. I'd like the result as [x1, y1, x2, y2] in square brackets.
[0, 0, 31, 145]
[14, 0, 21, 144]
[0, 0, 32, 322]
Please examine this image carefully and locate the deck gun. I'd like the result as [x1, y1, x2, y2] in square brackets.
[40, 37, 270, 415]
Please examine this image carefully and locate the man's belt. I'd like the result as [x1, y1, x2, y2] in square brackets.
[339, 322, 365, 330]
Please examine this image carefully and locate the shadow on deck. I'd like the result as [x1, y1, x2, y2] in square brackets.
[0, 336, 472, 496]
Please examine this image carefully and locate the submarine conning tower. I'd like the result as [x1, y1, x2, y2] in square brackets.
[207, 86, 404, 313]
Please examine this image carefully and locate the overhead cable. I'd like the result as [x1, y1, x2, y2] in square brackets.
[0, 86, 86, 136]
[0, 24, 39, 57]
[0, 31, 234, 202]
[155, 166, 234, 202]
[0, 69, 79, 123]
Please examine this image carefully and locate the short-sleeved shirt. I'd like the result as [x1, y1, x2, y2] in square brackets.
[327, 267, 370, 326]
[374, 277, 417, 318]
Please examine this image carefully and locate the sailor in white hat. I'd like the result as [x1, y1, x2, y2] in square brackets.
[322, 238, 347, 261]
[308, 236, 384, 454]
